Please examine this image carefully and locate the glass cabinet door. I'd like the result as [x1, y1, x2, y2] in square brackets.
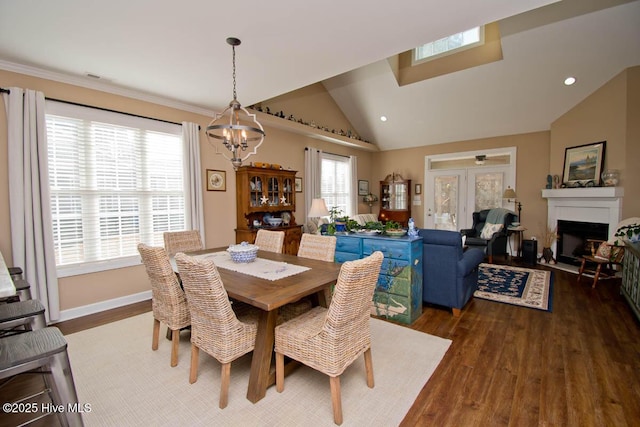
[268, 177, 279, 206]
[282, 178, 293, 206]
[250, 176, 262, 207]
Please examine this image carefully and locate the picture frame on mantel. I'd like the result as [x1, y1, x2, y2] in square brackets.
[561, 141, 606, 187]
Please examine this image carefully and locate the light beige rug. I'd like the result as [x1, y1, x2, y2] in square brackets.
[65, 312, 451, 426]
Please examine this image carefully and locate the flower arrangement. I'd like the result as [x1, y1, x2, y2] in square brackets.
[542, 227, 558, 248]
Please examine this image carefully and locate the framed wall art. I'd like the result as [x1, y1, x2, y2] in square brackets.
[206, 169, 226, 191]
[415, 184, 422, 195]
[358, 180, 369, 196]
[295, 177, 303, 192]
[562, 141, 606, 187]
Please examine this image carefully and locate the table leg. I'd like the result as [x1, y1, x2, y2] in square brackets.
[247, 308, 278, 403]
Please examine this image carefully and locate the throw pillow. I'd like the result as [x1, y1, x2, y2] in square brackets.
[480, 223, 503, 239]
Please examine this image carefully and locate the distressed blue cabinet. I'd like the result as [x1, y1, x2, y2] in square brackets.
[335, 234, 423, 324]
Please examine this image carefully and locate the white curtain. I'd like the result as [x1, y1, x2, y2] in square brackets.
[304, 147, 322, 217]
[350, 155, 358, 216]
[182, 122, 205, 245]
[3, 87, 59, 321]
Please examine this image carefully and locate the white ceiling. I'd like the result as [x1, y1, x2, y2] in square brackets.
[1, 0, 639, 151]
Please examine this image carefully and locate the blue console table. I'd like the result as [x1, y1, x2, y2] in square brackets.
[335, 234, 423, 324]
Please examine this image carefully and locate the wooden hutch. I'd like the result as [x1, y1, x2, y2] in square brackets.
[378, 173, 411, 227]
[235, 166, 302, 255]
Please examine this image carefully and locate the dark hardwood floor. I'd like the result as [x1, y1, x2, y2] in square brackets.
[2, 262, 639, 426]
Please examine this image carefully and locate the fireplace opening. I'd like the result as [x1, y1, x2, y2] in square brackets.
[556, 220, 608, 265]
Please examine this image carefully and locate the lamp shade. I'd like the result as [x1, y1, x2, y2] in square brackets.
[503, 186, 517, 199]
[308, 198, 330, 217]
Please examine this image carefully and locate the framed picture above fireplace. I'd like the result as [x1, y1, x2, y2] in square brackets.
[562, 141, 606, 187]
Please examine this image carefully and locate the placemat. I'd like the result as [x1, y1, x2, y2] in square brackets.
[192, 251, 310, 281]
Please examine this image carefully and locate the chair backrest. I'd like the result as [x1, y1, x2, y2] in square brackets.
[137, 243, 188, 323]
[471, 208, 515, 237]
[174, 253, 246, 360]
[163, 230, 203, 257]
[297, 234, 337, 262]
[254, 229, 285, 254]
[323, 251, 384, 338]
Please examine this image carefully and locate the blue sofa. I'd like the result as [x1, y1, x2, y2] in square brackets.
[418, 229, 485, 316]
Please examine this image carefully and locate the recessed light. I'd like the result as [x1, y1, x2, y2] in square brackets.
[380, 116, 387, 122]
[564, 76, 576, 86]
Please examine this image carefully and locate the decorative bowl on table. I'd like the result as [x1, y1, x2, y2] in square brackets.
[265, 217, 283, 227]
[227, 242, 258, 263]
[356, 229, 381, 236]
[385, 229, 407, 237]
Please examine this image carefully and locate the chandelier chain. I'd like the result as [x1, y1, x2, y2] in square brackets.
[232, 45, 237, 101]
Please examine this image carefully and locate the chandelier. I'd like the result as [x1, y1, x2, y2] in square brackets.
[206, 37, 265, 170]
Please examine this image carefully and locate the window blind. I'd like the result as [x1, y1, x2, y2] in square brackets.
[45, 101, 185, 275]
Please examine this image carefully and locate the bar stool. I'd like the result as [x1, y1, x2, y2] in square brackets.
[0, 299, 46, 337]
[0, 327, 84, 427]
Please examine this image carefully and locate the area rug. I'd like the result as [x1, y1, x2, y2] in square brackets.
[474, 263, 553, 312]
[64, 311, 451, 427]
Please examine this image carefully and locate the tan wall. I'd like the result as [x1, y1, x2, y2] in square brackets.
[0, 70, 372, 313]
[2, 65, 637, 315]
[551, 66, 640, 218]
[371, 131, 551, 241]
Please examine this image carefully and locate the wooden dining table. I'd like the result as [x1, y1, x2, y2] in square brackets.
[184, 247, 341, 403]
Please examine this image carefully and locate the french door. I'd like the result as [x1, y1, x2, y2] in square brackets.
[424, 148, 516, 231]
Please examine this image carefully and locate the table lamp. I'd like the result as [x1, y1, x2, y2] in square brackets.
[362, 193, 378, 213]
[308, 198, 330, 218]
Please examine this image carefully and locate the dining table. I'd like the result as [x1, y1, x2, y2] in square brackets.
[180, 247, 342, 403]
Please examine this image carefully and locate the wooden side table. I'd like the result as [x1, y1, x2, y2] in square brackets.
[508, 226, 527, 258]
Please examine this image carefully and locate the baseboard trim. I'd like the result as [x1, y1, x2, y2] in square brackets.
[56, 291, 152, 322]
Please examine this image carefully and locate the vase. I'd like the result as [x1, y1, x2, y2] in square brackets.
[542, 247, 555, 263]
[601, 169, 620, 187]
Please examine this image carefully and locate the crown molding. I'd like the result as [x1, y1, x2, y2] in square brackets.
[0, 60, 215, 117]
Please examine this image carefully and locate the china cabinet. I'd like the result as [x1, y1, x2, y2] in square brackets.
[235, 166, 302, 255]
[379, 173, 411, 227]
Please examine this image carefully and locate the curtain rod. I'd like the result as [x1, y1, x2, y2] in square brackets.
[1, 87, 199, 129]
[304, 147, 348, 159]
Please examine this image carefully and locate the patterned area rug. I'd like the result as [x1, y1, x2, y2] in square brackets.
[475, 263, 553, 312]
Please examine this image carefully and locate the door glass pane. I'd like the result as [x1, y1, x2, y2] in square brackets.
[434, 176, 458, 230]
[474, 172, 503, 211]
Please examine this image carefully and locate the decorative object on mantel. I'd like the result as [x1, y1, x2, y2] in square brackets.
[206, 37, 265, 170]
[561, 141, 606, 187]
[249, 104, 371, 144]
[601, 169, 620, 187]
[553, 174, 560, 189]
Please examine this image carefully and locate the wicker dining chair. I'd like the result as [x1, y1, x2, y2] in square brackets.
[297, 233, 337, 305]
[174, 252, 259, 409]
[137, 244, 191, 367]
[254, 229, 285, 254]
[163, 230, 204, 257]
[274, 251, 384, 425]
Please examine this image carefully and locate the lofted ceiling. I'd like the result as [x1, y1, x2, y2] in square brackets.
[1, 0, 639, 151]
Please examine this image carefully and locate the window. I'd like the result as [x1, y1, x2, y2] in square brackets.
[414, 27, 484, 64]
[320, 153, 353, 217]
[45, 101, 186, 276]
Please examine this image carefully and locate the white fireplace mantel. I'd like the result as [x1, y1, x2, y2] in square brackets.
[542, 187, 624, 242]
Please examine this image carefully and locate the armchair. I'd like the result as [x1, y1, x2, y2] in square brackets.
[418, 229, 485, 317]
[460, 208, 517, 263]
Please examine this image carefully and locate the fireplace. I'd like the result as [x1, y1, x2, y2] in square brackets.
[542, 187, 623, 265]
[556, 220, 608, 265]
